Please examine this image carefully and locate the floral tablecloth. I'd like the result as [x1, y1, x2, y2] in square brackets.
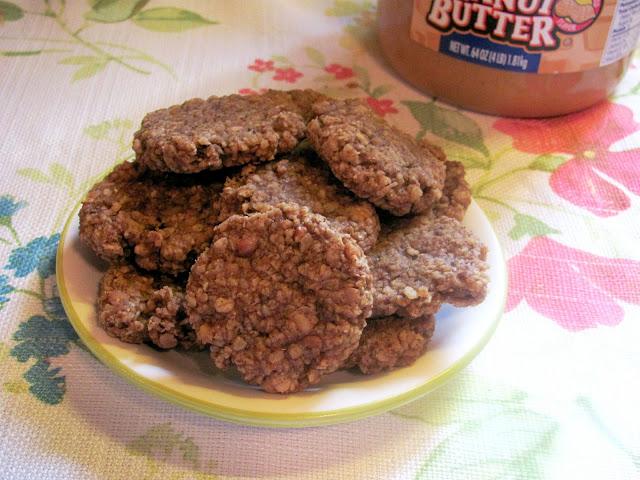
[1, 1, 639, 478]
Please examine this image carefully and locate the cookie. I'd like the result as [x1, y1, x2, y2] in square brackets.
[79, 161, 222, 274]
[433, 160, 472, 221]
[219, 155, 380, 251]
[307, 98, 446, 216]
[186, 203, 372, 394]
[98, 264, 197, 350]
[133, 89, 324, 174]
[370, 215, 488, 318]
[344, 315, 435, 374]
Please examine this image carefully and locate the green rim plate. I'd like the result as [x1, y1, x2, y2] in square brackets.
[57, 200, 507, 428]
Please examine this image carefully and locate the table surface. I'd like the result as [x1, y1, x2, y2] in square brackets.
[1, 1, 639, 479]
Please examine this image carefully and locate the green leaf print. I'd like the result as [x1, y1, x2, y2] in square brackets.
[325, 0, 372, 16]
[17, 168, 51, 184]
[509, 213, 559, 240]
[393, 374, 528, 426]
[352, 64, 370, 92]
[2, 50, 43, 56]
[49, 164, 75, 190]
[3, 379, 29, 394]
[128, 423, 200, 468]
[0, 1, 23, 22]
[84, 118, 133, 140]
[1, 1, 178, 79]
[528, 154, 567, 172]
[577, 396, 640, 469]
[84, 122, 112, 140]
[271, 55, 290, 64]
[392, 375, 558, 480]
[304, 47, 325, 67]
[127, 423, 219, 478]
[16, 164, 76, 189]
[72, 61, 108, 81]
[370, 84, 392, 98]
[85, 0, 150, 23]
[343, 23, 375, 49]
[23, 359, 66, 405]
[58, 56, 108, 82]
[58, 55, 103, 65]
[415, 412, 558, 480]
[403, 101, 490, 157]
[132, 7, 217, 32]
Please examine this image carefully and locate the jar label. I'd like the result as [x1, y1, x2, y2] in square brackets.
[410, 0, 640, 73]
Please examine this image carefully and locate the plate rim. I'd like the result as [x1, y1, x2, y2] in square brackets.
[56, 201, 507, 428]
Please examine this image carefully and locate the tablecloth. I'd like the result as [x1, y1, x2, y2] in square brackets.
[1, 1, 639, 478]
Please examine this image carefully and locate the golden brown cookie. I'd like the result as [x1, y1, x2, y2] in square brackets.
[370, 214, 488, 318]
[186, 203, 372, 394]
[98, 264, 197, 350]
[79, 161, 222, 274]
[344, 315, 435, 374]
[307, 98, 446, 216]
[433, 160, 472, 221]
[133, 90, 324, 174]
[219, 155, 380, 251]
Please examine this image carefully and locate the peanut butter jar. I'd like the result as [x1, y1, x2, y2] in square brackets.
[378, 0, 638, 117]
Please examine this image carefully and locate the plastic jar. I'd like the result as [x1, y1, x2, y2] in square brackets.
[378, 0, 637, 117]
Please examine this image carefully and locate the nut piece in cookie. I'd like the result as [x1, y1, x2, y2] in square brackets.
[133, 89, 324, 174]
[345, 315, 435, 374]
[98, 264, 197, 350]
[186, 203, 373, 394]
[79, 161, 222, 274]
[370, 215, 488, 319]
[307, 98, 446, 216]
[219, 155, 380, 251]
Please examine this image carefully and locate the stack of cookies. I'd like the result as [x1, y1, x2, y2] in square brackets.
[79, 90, 489, 394]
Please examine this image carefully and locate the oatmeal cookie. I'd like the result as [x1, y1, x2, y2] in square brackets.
[79, 161, 222, 274]
[98, 264, 197, 349]
[371, 215, 488, 318]
[219, 155, 380, 251]
[344, 315, 435, 374]
[186, 203, 372, 394]
[307, 98, 446, 216]
[433, 160, 472, 221]
[133, 89, 324, 173]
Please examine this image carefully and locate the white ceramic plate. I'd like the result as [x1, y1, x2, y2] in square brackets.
[57, 200, 507, 428]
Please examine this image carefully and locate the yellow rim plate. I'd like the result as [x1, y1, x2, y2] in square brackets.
[57, 200, 507, 428]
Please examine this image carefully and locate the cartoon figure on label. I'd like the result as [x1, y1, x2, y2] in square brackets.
[553, 0, 602, 33]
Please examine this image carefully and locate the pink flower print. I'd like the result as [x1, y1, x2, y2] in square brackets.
[238, 88, 268, 96]
[496, 101, 640, 217]
[366, 97, 398, 117]
[506, 237, 640, 331]
[325, 63, 354, 80]
[248, 59, 274, 73]
[272, 67, 303, 83]
[549, 150, 640, 216]
[493, 102, 639, 154]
